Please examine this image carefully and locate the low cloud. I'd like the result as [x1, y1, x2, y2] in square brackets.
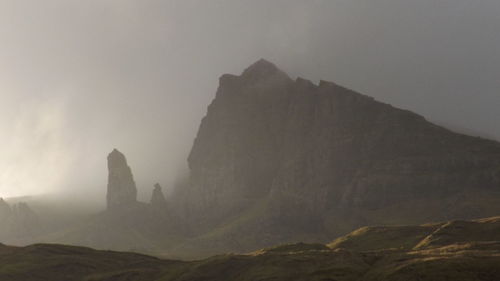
[0, 98, 75, 198]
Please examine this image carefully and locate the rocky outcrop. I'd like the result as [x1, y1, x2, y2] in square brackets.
[0, 198, 11, 221]
[182, 59, 500, 235]
[151, 183, 167, 209]
[10, 202, 40, 236]
[0, 200, 41, 241]
[106, 149, 137, 210]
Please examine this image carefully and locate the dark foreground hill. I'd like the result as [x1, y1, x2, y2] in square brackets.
[1, 216, 499, 281]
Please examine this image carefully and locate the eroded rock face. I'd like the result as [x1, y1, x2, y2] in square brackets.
[151, 183, 167, 209]
[182, 59, 500, 232]
[106, 149, 137, 210]
[184, 60, 294, 220]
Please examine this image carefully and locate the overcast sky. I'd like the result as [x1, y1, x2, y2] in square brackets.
[1, 0, 499, 201]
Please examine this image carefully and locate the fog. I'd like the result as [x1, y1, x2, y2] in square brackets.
[1, 0, 499, 202]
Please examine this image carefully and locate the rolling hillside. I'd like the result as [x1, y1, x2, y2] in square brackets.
[1, 216, 499, 281]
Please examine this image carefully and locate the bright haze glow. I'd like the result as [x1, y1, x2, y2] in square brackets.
[1, 0, 499, 200]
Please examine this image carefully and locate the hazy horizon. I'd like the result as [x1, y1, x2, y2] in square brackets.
[1, 0, 499, 201]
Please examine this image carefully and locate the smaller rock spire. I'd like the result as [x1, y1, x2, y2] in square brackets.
[151, 183, 167, 209]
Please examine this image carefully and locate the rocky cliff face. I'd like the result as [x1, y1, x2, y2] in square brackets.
[183, 59, 500, 236]
[106, 149, 138, 210]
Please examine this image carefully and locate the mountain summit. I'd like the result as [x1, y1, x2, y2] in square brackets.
[241, 59, 289, 80]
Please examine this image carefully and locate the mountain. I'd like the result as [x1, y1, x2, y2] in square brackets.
[170, 59, 500, 256]
[1, 216, 499, 281]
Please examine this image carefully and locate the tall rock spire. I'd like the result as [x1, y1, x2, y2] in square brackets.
[106, 149, 137, 210]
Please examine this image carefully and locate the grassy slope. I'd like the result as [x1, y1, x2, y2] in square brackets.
[0, 244, 186, 281]
[170, 196, 332, 259]
[327, 224, 442, 251]
[0, 216, 499, 281]
[171, 190, 500, 259]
